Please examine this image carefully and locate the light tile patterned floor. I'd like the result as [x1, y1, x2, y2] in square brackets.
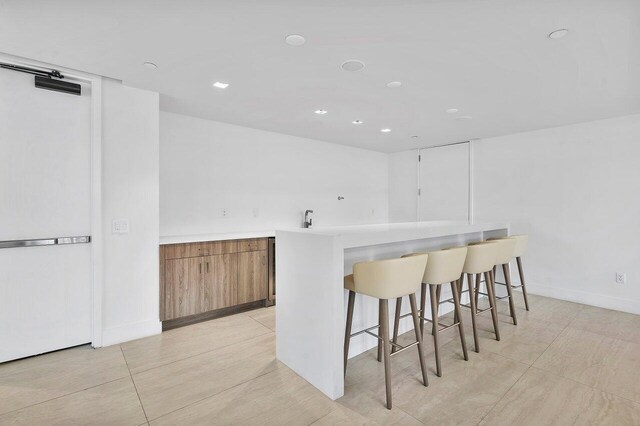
[1, 294, 640, 425]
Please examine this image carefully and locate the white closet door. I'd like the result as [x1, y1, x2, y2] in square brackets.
[0, 66, 92, 362]
[418, 143, 470, 222]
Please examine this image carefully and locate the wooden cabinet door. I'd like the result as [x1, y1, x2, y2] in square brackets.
[164, 257, 203, 320]
[237, 251, 267, 304]
[203, 253, 238, 311]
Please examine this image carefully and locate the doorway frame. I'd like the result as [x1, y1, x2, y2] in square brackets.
[416, 140, 475, 224]
[0, 52, 104, 347]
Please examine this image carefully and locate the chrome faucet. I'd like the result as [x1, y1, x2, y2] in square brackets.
[303, 210, 314, 228]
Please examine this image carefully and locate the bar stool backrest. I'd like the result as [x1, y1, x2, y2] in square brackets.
[463, 242, 498, 274]
[403, 247, 467, 285]
[353, 255, 428, 300]
[492, 238, 517, 265]
[472, 239, 515, 265]
[510, 235, 528, 258]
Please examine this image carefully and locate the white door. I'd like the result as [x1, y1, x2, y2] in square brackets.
[0, 66, 92, 362]
[418, 142, 470, 222]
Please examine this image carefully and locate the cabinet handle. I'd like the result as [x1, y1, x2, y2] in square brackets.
[199, 263, 202, 274]
[206, 262, 209, 272]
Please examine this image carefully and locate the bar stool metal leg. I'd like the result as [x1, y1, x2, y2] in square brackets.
[429, 284, 442, 377]
[466, 273, 480, 353]
[516, 257, 530, 311]
[450, 281, 469, 361]
[409, 293, 429, 387]
[391, 297, 402, 354]
[379, 299, 392, 409]
[453, 280, 459, 324]
[420, 282, 427, 337]
[502, 263, 518, 325]
[474, 273, 481, 309]
[485, 271, 501, 341]
[344, 290, 356, 377]
[377, 310, 383, 362]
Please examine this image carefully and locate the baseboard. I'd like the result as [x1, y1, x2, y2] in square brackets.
[526, 283, 640, 315]
[101, 318, 162, 347]
[162, 300, 266, 331]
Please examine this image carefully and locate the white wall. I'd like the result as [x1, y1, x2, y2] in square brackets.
[388, 115, 640, 314]
[473, 114, 640, 314]
[388, 150, 418, 223]
[160, 112, 389, 236]
[101, 79, 160, 345]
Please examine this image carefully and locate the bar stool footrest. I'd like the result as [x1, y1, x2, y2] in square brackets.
[396, 312, 459, 332]
[350, 323, 381, 339]
[494, 281, 524, 289]
[459, 303, 494, 314]
[390, 340, 419, 356]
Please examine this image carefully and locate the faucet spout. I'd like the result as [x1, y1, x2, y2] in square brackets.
[303, 210, 314, 228]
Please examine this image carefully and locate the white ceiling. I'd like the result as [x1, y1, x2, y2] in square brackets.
[1, 0, 639, 152]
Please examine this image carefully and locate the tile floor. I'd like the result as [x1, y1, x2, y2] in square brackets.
[1, 294, 640, 425]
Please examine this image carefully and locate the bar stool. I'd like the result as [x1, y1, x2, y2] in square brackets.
[392, 247, 469, 377]
[343, 255, 429, 410]
[456, 242, 501, 353]
[489, 235, 530, 311]
[475, 238, 518, 325]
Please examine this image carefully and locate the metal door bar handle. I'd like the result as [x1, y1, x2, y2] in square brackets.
[0, 236, 91, 249]
[56, 236, 90, 245]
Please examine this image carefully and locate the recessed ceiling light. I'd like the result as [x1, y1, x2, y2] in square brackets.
[380, 128, 392, 133]
[548, 29, 569, 39]
[213, 81, 229, 89]
[285, 34, 306, 46]
[341, 60, 366, 72]
[352, 120, 364, 125]
[386, 81, 402, 88]
[314, 109, 328, 115]
[454, 115, 473, 121]
[143, 62, 157, 69]
[446, 108, 459, 114]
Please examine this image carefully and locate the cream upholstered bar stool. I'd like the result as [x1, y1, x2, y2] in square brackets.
[454, 242, 501, 353]
[472, 238, 518, 325]
[343, 255, 429, 410]
[391, 247, 469, 377]
[488, 235, 530, 311]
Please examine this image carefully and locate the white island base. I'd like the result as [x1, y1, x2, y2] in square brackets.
[275, 221, 509, 400]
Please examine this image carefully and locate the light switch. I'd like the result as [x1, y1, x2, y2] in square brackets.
[112, 219, 130, 234]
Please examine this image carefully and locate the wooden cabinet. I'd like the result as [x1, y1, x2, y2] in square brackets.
[160, 237, 269, 325]
[164, 257, 204, 321]
[203, 254, 237, 311]
[238, 250, 267, 304]
[238, 238, 267, 252]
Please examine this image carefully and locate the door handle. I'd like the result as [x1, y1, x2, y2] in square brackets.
[0, 236, 90, 249]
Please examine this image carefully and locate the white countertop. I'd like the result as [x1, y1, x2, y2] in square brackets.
[159, 230, 276, 245]
[277, 221, 510, 249]
[160, 221, 509, 246]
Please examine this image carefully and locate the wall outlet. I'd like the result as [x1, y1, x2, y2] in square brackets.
[616, 272, 627, 284]
[221, 208, 229, 218]
[112, 219, 130, 234]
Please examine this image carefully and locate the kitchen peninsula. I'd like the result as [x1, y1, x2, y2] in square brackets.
[275, 221, 509, 400]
